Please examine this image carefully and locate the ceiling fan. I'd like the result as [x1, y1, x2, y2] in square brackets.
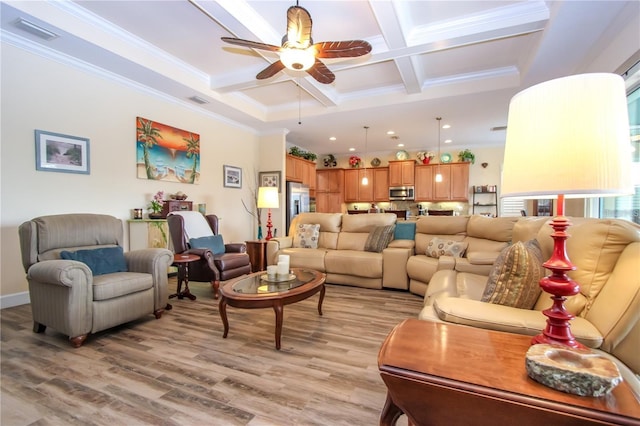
[221, 3, 371, 84]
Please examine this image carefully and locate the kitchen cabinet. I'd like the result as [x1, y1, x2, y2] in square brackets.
[285, 155, 316, 191]
[316, 169, 344, 213]
[414, 165, 434, 201]
[416, 163, 469, 202]
[316, 169, 344, 193]
[316, 192, 343, 213]
[372, 167, 389, 201]
[344, 167, 387, 202]
[388, 160, 415, 187]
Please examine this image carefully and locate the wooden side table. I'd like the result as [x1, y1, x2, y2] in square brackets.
[378, 319, 640, 426]
[169, 253, 201, 301]
[245, 239, 268, 272]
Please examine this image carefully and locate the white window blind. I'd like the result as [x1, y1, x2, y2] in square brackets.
[501, 198, 525, 217]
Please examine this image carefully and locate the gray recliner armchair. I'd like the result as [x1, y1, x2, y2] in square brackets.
[18, 213, 173, 347]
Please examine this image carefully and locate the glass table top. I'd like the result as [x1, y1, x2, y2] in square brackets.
[231, 269, 318, 295]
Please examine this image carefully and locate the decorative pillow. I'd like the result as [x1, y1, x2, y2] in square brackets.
[60, 246, 128, 276]
[394, 222, 416, 240]
[426, 238, 468, 258]
[365, 225, 396, 253]
[293, 224, 320, 249]
[189, 235, 225, 255]
[481, 239, 545, 309]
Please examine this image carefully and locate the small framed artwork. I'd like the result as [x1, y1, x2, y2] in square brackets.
[223, 165, 242, 188]
[259, 171, 282, 192]
[35, 130, 90, 174]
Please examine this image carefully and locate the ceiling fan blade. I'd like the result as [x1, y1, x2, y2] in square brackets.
[221, 37, 281, 53]
[257, 61, 286, 80]
[306, 59, 335, 84]
[286, 6, 313, 47]
[315, 40, 372, 58]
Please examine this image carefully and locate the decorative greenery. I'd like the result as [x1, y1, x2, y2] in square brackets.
[289, 146, 317, 162]
[458, 149, 475, 164]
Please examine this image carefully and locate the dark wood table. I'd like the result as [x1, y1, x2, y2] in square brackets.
[378, 319, 640, 426]
[219, 268, 325, 350]
[169, 253, 201, 301]
[245, 239, 268, 272]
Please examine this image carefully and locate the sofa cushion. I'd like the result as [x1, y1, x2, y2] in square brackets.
[394, 221, 416, 240]
[365, 225, 395, 253]
[293, 223, 320, 248]
[481, 239, 544, 309]
[60, 246, 128, 276]
[189, 235, 225, 254]
[426, 238, 468, 258]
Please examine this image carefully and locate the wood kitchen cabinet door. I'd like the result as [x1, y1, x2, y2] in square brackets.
[450, 163, 470, 201]
[389, 161, 415, 186]
[373, 167, 389, 201]
[414, 165, 434, 201]
[343, 169, 360, 202]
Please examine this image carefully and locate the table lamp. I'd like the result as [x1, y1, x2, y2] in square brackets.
[502, 73, 632, 348]
[257, 186, 279, 240]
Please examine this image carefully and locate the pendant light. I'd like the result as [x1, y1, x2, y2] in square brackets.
[362, 126, 370, 185]
[435, 117, 443, 183]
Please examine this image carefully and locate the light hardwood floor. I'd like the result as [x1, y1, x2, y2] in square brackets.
[1, 279, 422, 425]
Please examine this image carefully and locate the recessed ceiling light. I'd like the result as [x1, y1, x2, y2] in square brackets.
[349, 147, 355, 152]
[387, 130, 395, 135]
[397, 143, 404, 147]
[444, 139, 452, 144]
[442, 124, 451, 129]
[14, 18, 59, 40]
[329, 136, 336, 141]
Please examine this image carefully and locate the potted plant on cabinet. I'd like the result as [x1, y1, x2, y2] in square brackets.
[458, 149, 475, 164]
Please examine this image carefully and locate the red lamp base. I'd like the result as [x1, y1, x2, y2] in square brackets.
[532, 215, 585, 349]
[265, 209, 274, 240]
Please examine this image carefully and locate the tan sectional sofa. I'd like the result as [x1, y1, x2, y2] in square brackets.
[406, 215, 519, 296]
[419, 216, 640, 384]
[269, 212, 640, 382]
[266, 212, 414, 290]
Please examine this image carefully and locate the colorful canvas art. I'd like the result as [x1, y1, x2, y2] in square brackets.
[136, 117, 200, 184]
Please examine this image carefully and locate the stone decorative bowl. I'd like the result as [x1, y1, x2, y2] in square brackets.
[525, 344, 622, 397]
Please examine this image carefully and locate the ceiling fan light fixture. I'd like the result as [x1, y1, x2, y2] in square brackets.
[280, 47, 315, 71]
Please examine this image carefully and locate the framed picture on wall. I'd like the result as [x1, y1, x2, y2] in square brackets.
[223, 165, 242, 188]
[259, 171, 282, 193]
[35, 130, 90, 174]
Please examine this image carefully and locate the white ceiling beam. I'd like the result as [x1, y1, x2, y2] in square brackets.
[369, 1, 421, 95]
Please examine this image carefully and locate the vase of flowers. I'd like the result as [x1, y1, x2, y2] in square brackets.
[148, 190, 165, 219]
[417, 151, 435, 164]
[349, 155, 362, 168]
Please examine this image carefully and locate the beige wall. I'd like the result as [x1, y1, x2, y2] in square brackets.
[0, 42, 274, 305]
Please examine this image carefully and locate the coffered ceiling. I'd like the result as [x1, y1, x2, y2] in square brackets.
[1, 1, 638, 156]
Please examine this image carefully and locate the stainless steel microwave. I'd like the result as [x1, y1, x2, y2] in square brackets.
[389, 186, 415, 201]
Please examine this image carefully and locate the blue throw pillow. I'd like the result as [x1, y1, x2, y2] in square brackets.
[189, 235, 225, 255]
[60, 246, 128, 276]
[394, 222, 416, 240]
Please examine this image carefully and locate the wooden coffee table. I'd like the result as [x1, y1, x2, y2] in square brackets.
[218, 268, 326, 350]
[378, 319, 640, 426]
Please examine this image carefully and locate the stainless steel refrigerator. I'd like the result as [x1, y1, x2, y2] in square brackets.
[286, 182, 310, 234]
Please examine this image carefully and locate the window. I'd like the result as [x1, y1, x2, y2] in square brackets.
[597, 61, 640, 224]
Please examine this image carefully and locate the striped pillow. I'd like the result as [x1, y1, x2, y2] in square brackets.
[365, 225, 396, 253]
[481, 239, 545, 309]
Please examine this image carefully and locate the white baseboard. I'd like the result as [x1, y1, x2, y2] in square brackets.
[1, 292, 30, 309]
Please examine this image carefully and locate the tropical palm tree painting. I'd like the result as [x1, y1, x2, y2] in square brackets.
[136, 116, 201, 184]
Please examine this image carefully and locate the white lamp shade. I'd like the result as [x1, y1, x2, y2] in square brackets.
[257, 186, 279, 209]
[502, 73, 633, 199]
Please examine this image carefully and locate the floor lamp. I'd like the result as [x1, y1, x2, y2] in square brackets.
[501, 73, 632, 348]
[257, 186, 279, 240]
